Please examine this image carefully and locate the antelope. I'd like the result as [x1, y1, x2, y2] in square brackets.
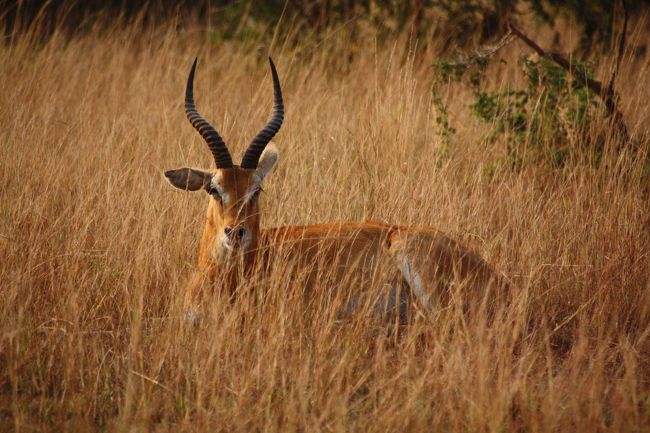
[165, 57, 508, 322]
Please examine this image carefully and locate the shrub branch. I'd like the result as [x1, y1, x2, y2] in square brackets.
[508, 1, 629, 147]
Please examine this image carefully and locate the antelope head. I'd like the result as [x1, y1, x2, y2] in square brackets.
[165, 57, 283, 263]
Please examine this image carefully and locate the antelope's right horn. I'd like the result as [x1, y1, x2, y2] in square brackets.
[185, 57, 234, 169]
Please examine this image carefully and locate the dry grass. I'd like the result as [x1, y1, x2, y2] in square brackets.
[1, 14, 650, 433]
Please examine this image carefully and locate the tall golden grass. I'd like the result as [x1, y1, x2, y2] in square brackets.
[1, 11, 650, 432]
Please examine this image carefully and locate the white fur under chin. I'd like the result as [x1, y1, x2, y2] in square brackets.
[211, 233, 252, 263]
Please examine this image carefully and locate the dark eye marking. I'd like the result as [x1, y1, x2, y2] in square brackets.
[205, 186, 224, 205]
[251, 187, 264, 200]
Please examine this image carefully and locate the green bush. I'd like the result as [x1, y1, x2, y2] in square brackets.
[435, 52, 602, 168]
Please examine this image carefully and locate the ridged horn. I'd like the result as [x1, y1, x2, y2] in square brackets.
[185, 57, 233, 169]
[240, 57, 284, 169]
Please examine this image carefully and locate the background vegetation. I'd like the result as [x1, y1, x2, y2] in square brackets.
[1, 1, 649, 431]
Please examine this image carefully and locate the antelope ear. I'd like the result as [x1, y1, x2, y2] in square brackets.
[164, 168, 212, 191]
[256, 143, 279, 180]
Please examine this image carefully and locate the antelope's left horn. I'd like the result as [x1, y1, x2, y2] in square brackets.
[240, 57, 284, 169]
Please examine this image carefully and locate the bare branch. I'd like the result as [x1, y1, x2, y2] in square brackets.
[478, 29, 515, 57]
[508, 24, 603, 95]
[607, 0, 628, 97]
[508, 21, 629, 146]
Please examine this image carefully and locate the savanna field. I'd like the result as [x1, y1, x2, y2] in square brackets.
[1, 2, 650, 432]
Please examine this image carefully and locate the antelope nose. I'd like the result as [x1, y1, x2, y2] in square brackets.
[236, 226, 246, 239]
[224, 226, 246, 240]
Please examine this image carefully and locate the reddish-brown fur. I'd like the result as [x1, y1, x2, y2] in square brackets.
[181, 165, 508, 315]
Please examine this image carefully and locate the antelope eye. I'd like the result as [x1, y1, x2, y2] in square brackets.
[252, 188, 263, 199]
[206, 186, 220, 196]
